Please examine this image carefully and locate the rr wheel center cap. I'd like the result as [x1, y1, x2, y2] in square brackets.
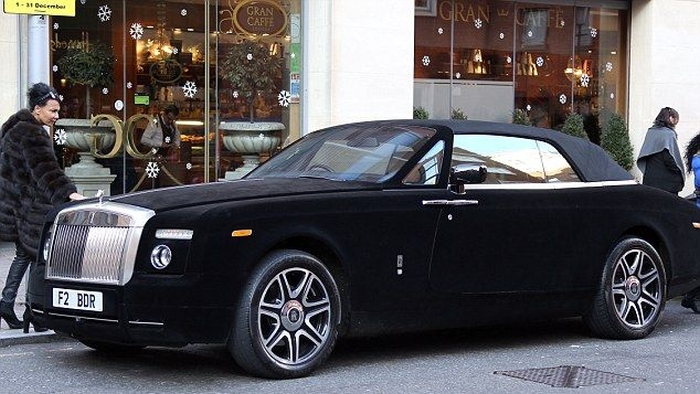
[280, 300, 305, 331]
[625, 276, 642, 301]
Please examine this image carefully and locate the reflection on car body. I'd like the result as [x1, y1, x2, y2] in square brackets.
[28, 119, 700, 378]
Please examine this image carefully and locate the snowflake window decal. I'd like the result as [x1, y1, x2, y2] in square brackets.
[536, 57, 544, 67]
[164, 136, 172, 144]
[422, 56, 431, 67]
[172, 47, 179, 55]
[80, 0, 86, 4]
[97, 5, 112, 22]
[54, 128, 67, 145]
[290, 52, 296, 59]
[183, 81, 197, 99]
[506, 56, 512, 64]
[606, 62, 614, 72]
[610, 92, 615, 99]
[246, 53, 253, 61]
[455, 72, 461, 79]
[499, 32, 505, 40]
[186, 163, 193, 170]
[102, 88, 109, 95]
[52, 65, 59, 72]
[580, 74, 591, 88]
[560, 20, 566, 27]
[278, 90, 291, 107]
[526, 104, 532, 111]
[146, 162, 160, 179]
[126, 82, 133, 89]
[590, 28, 598, 38]
[437, 27, 444, 35]
[559, 94, 568, 105]
[474, 18, 483, 29]
[527, 30, 533, 38]
[53, 23, 59, 30]
[129, 23, 144, 40]
[181, 9, 188, 17]
[232, 91, 239, 99]
[58, 94, 64, 101]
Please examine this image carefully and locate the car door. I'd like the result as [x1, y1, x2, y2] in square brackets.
[428, 134, 584, 295]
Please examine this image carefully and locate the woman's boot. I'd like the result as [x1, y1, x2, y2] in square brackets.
[23, 307, 48, 333]
[0, 300, 23, 329]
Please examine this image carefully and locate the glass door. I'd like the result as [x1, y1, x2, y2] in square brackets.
[51, 0, 302, 195]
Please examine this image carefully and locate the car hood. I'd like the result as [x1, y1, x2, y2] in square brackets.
[104, 178, 377, 212]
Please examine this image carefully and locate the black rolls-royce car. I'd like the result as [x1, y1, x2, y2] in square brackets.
[28, 119, 700, 378]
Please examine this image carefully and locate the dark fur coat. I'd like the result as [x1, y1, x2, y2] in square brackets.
[0, 109, 76, 258]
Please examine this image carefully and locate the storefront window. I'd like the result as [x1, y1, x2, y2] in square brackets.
[414, 0, 628, 142]
[51, 0, 301, 195]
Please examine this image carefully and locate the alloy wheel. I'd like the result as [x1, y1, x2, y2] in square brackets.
[257, 267, 333, 366]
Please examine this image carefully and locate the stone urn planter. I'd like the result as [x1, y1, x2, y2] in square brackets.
[56, 118, 116, 173]
[55, 117, 117, 196]
[220, 121, 285, 179]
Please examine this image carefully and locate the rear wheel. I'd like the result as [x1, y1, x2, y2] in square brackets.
[229, 249, 341, 378]
[584, 237, 666, 339]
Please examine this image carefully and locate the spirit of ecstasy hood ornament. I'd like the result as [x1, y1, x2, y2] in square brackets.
[95, 189, 104, 204]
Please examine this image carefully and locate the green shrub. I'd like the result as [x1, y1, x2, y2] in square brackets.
[511, 108, 532, 125]
[600, 113, 634, 170]
[451, 107, 467, 120]
[413, 107, 430, 119]
[560, 113, 588, 139]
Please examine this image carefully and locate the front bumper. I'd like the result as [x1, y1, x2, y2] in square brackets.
[28, 267, 234, 347]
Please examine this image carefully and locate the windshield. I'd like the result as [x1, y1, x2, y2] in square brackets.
[247, 124, 436, 183]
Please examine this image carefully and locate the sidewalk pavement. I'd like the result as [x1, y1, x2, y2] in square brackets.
[0, 241, 64, 346]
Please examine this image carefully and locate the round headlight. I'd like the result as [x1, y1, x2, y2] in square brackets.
[150, 245, 172, 270]
[42, 230, 53, 262]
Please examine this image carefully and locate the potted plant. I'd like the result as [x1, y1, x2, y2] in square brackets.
[413, 106, 430, 119]
[511, 108, 532, 125]
[218, 41, 286, 179]
[560, 113, 588, 139]
[220, 41, 284, 123]
[57, 40, 115, 119]
[55, 40, 117, 174]
[601, 113, 634, 171]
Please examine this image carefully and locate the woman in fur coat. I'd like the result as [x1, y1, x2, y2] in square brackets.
[0, 83, 84, 331]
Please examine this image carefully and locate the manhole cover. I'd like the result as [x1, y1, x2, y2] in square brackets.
[494, 365, 644, 388]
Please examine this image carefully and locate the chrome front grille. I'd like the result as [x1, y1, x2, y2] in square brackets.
[44, 202, 155, 285]
[47, 224, 130, 284]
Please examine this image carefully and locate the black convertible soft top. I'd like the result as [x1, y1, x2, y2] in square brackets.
[373, 119, 634, 183]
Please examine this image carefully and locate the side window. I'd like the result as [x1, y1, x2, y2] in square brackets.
[452, 135, 580, 184]
[403, 141, 445, 185]
[536, 141, 581, 182]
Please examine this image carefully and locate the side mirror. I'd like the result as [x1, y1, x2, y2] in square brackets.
[450, 163, 487, 185]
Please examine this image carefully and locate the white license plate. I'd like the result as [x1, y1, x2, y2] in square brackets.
[52, 288, 103, 312]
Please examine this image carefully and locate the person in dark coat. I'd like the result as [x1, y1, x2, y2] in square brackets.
[681, 132, 700, 313]
[636, 107, 684, 194]
[0, 83, 84, 331]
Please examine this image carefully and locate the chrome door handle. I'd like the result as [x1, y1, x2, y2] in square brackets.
[422, 199, 479, 206]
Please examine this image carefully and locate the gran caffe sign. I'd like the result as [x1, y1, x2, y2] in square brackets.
[220, 0, 288, 37]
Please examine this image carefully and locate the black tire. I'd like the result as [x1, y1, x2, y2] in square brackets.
[583, 237, 666, 339]
[229, 249, 341, 379]
[79, 339, 145, 353]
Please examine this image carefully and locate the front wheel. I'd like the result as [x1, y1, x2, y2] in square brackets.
[229, 249, 341, 378]
[583, 237, 666, 339]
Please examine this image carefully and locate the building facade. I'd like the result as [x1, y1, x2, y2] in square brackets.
[1, 0, 699, 195]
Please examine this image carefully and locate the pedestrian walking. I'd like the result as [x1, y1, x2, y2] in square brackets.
[636, 107, 685, 194]
[0, 82, 85, 331]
